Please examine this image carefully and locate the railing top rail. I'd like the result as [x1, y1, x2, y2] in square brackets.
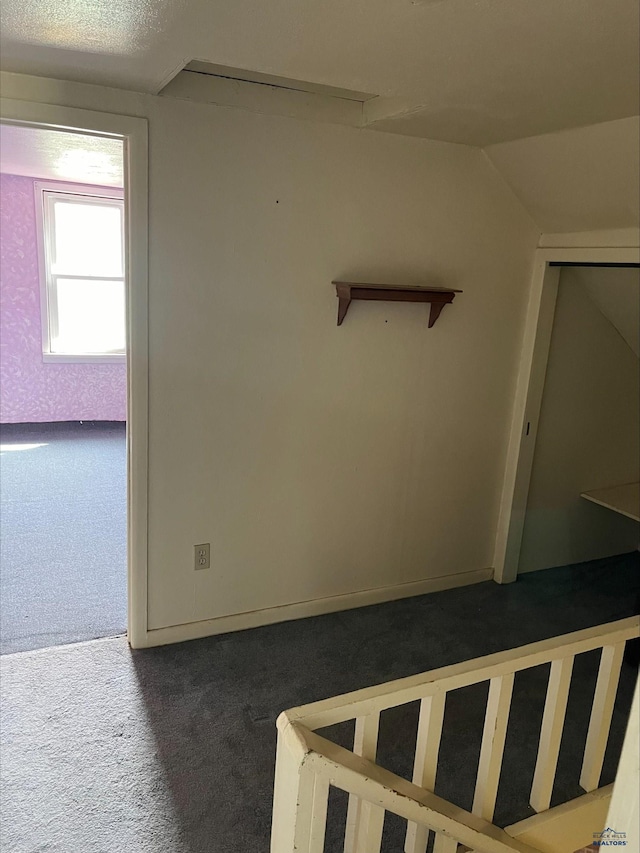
[281, 617, 639, 730]
[294, 724, 543, 853]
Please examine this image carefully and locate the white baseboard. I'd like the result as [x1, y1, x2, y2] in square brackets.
[136, 567, 493, 648]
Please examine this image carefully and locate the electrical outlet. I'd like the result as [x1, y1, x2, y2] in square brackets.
[194, 543, 210, 570]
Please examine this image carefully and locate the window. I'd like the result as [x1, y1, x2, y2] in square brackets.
[36, 182, 126, 362]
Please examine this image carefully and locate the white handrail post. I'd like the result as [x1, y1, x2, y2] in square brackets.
[580, 642, 625, 792]
[405, 693, 446, 853]
[271, 732, 306, 852]
[530, 655, 574, 812]
[271, 724, 329, 853]
[472, 673, 515, 821]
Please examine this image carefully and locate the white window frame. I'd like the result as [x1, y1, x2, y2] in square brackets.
[35, 180, 126, 363]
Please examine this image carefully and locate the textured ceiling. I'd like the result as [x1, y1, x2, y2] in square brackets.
[0, 124, 124, 187]
[0, 0, 638, 145]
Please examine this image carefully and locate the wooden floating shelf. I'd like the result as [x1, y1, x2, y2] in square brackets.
[332, 281, 462, 327]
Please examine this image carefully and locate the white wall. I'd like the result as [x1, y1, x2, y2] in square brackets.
[1, 73, 540, 636]
[519, 268, 640, 574]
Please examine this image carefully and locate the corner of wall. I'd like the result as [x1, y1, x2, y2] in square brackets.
[480, 148, 542, 239]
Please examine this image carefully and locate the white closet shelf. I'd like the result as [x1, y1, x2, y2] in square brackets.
[580, 482, 640, 523]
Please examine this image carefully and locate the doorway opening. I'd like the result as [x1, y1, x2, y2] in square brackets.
[495, 252, 640, 584]
[0, 119, 138, 653]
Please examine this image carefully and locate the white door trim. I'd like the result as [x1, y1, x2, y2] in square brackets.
[493, 243, 640, 584]
[0, 98, 149, 646]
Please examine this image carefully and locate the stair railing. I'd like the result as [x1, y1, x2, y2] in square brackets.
[271, 617, 640, 853]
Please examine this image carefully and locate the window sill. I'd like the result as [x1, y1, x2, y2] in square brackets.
[42, 352, 126, 365]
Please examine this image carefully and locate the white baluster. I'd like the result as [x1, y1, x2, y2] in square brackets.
[530, 656, 574, 812]
[432, 832, 458, 852]
[355, 800, 385, 853]
[472, 673, 515, 821]
[580, 643, 625, 792]
[405, 693, 446, 853]
[344, 713, 385, 853]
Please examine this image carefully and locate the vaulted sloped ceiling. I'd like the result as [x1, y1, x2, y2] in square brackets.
[485, 117, 640, 234]
[573, 267, 640, 358]
[0, 0, 638, 147]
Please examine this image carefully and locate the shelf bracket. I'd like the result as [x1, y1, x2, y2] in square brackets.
[428, 301, 447, 328]
[335, 283, 353, 326]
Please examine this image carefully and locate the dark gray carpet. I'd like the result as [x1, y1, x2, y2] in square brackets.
[1, 553, 638, 853]
[0, 421, 126, 654]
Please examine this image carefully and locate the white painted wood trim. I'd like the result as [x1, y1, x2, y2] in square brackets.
[535, 247, 640, 263]
[123, 119, 150, 649]
[580, 643, 625, 792]
[530, 656, 575, 813]
[580, 482, 640, 523]
[160, 70, 364, 128]
[270, 718, 315, 853]
[141, 568, 492, 647]
[289, 762, 325, 853]
[33, 179, 52, 356]
[412, 695, 447, 791]
[405, 693, 446, 853]
[307, 772, 330, 853]
[355, 800, 385, 853]
[286, 617, 639, 730]
[41, 352, 126, 364]
[493, 243, 640, 584]
[0, 98, 149, 649]
[493, 258, 560, 583]
[354, 714, 380, 756]
[473, 673, 515, 821]
[272, 621, 638, 853]
[606, 674, 639, 849]
[433, 834, 459, 853]
[344, 713, 381, 853]
[508, 784, 613, 852]
[302, 727, 541, 853]
[538, 229, 640, 249]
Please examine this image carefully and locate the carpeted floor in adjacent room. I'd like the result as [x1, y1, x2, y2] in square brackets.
[1, 553, 638, 853]
[0, 421, 127, 655]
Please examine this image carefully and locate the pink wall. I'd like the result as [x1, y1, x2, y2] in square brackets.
[0, 174, 126, 423]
